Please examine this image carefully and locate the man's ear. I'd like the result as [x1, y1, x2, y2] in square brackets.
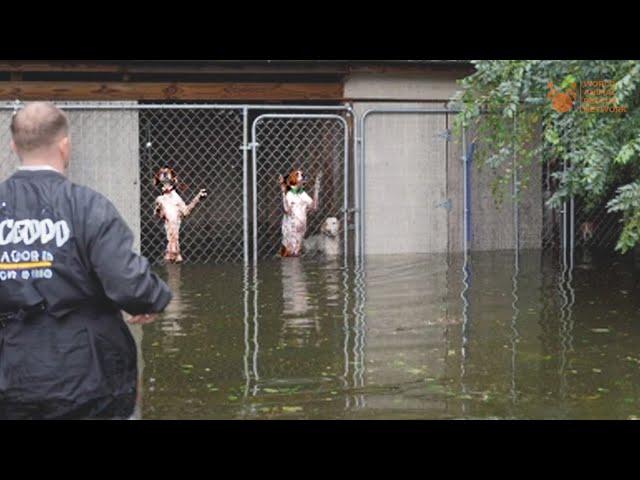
[59, 136, 71, 167]
[59, 136, 70, 154]
[9, 139, 17, 155]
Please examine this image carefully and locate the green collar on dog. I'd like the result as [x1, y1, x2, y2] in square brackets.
[290, 186, 304, 194]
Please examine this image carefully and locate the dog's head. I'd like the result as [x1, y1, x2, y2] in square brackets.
[285, 168, 306, 189]
[153, 167, 178, 191]
[321, 217, 339, 237]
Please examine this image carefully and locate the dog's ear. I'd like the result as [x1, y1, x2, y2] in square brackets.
[152, 170, 160, 187]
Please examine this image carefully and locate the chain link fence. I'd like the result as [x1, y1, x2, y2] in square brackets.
[139, 108, 245, 264]
[252, 115, 349, 260]
[572, 190, 623, 251]
[0, 109, 19, 180]
[541, 158, 624, 257]
[6, 100, 627, 263]
[0, 103, 353, 265]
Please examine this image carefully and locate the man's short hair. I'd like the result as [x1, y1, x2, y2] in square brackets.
[10, 102, 69, 153]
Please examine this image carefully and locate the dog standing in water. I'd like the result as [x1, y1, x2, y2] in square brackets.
[153, 167, 207, 263]
[304, 217, 340, 257]
[278, 168, 322, 257]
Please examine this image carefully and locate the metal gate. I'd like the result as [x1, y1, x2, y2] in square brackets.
[0, 102, 355, 265]
[251, 114, 349, 261]
[139, 107, 245, 264]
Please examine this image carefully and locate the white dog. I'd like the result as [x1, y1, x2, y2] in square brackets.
[304, 217, 340, 257]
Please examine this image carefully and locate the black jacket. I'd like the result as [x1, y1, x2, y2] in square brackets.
[0, 169, 172, 419]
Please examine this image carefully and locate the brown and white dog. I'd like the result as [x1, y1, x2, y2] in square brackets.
[153, 167, 207, 263]
[580, 221, 595, 243]
[278, 168, 322, 257]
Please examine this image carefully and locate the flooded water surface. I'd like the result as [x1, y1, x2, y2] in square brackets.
[138, 251, 640, 419]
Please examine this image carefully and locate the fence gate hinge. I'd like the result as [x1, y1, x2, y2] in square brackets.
[436, 199, 452, 211]
[341, 207, 359, 215]
[240, 142, 259, 151]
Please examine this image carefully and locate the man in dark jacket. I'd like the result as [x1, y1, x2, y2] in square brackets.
[0, 101, 172, 419]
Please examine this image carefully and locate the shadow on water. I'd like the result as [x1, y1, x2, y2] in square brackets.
[138, 248, 640, 419]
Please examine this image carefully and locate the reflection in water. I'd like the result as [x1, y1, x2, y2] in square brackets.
[128, 323, 143, 420]
[510, 250, 520, 407]
[139, 250, 640, 419]
[242, 266, 251, 397]
[242, 265, 259, 397]
[460, 255, 471, 415]
[350, 259, 367, 409]
[558, 250, 577, 402]
[161, 264, 187, 346]
[280, 258, 320, 348]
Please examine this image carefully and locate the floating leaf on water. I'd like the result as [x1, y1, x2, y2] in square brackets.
[448, 350, 456, 356]
[597, 388, 609, 393]
[458, 394, 473, 400]
[407, 368, 424, 375]
[181, 364, 194, 369]
[591, 328, 610, 334]
[542, 355, 552, 361]
[282, 406, 303, 413]
[263, 388, 279, 393]
[227, 395, 238, 401]
[592, 368, 602, 373]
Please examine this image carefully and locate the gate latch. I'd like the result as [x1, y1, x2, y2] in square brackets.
[240, 142, 259, 151]
[435, 129, 452, 142]
[436, 199, 452, 211]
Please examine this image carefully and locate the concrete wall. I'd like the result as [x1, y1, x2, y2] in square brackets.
[345, 72, 464, 101]
[354, 102, 450, 254]
[0, 103, 141, 253]
[348, 74, 543, 254]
